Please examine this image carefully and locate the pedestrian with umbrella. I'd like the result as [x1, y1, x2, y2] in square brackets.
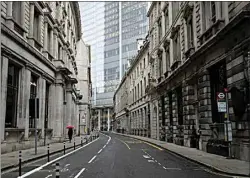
[67, 125, 74, 143]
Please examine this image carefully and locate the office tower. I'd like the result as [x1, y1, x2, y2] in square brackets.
[79, 2, 148, 130]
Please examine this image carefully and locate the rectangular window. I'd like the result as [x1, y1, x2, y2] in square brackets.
[176, 86, 183, 125]
[5, 63, 19, 128]
[165, 11, 169, 32]
[172, 2, 179, 22]
[29, 74, 38, 128]
[187, 16, 194, 49]
[45, 82, 50, 129]
[12, 2, 21, 25]
[173, 33, 181, 62]
[140, 80, 142, 98]
[159, 21, 162, 41]
[33, 9, 40, 41]
[143, 58, 146, 68]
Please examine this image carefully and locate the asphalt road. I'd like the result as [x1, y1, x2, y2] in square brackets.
[2, 132, 231, 178]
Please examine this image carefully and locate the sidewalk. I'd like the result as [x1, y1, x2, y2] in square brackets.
[114, 132, 250, 177]
[1, 135, 92, 172]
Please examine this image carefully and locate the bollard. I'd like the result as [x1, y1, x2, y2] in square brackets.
[63, 142, 66, 155]
[81, 137, 83, 146]
[55, 162, 60, 178]
[74, 138, 76, 150]
[47, 144, 50, 162]
[86, 137, 88, 144]
[19, 150, 22, 176]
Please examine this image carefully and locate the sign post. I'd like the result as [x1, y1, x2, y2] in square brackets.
[217, 90, 232, 158]
[30, 98, 39, 155]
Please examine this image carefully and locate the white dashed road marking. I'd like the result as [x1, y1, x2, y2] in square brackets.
[98, 148, 103, 154]
[143, 155, 150, 159]
[74, 168, 86, 178]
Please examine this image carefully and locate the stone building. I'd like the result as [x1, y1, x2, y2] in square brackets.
[1, 2, 83, 153]
[114, 1, 250, 161]
[76, 38, 92, 135]
[114, 38, 151, 137]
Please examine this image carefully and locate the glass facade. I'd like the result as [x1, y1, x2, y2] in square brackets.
[79, 2, 148, 107]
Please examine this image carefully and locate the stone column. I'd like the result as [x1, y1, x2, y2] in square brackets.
[28, 4, 35, 46]
[162, 48, 167, 75]
[48, 84, 55, 129]
[6, 2, 14, 29]
[53, 31, 58, 59]
[161, 11, 166, 36]
[98, 109, 101, 131]
[43, 22, 48, 53]
[38, 77, 46, 138]
[108, 108, 110, 131]
[1, 56, 9, 141]
[17, 68, 31, 140]
[49, 29, 54, 56]
[65, 87, 72, 127]
[53, 83, 64, 138]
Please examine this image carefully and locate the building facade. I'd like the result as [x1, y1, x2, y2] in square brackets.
[1, 2, 83, 153]
[114, 38, 151, 136]
[114, 1, 250, 161]
[76, 38, 92, 135]
[80, 2, 149, 131]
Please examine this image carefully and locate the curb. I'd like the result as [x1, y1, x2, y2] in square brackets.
[113, 132, 250, 178]
[1, 136, 91, 172]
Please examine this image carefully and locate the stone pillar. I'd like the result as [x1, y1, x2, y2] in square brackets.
[65, 87, 72, 127]
[108, 108, 110, 131]
[48, 84, 55, 129]
[38, 77, 46, 138]
[49, 29, 54, 56]
[28, 4, 35, 46]
[53, 83, 64, 138]
[43, 22, 48, 56]
[98, 109, 101, 131]
[17, 68, 31, 140]
[161, 11, 166, 37]
[1, 56, 9, 141]
[53, 31, 58, 59]
[162, 48, 167, 75]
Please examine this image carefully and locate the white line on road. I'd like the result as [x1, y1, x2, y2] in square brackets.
[164, 168, 182, 170]
[74, 168, 86, 178]
[103, 145, 106, 149]
[143, 155, 150, 159]
[45, 174, 52, 178]
[98, 148, 103, 154]
[18, 137, 100, 178]
[148, 160, 155, 162]
[88, 155, 97, 163]
[163, 167, 167, 169]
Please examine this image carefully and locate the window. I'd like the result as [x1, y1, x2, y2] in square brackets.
[58, 43, 62, 60]
[176, 86, 183, 125]
[144, 77, 146, 94]
[165, 10, 169, 32]
[186, 16, 194, 49]
[159, 20, 162, 41]
[165, 47, 170, 72]
[12, 2, 21, 25]
[5, 63, 19, 128]
[168, 91, 173, 126]
[159, 55, 163, 77]
[140, 80, 142, 97]
[29, 74, 38, 128]
[33, 9, 40, 42]
[173, 32, 181, 62]
[172, 2, 179, 22]
[143, 58, 146, 68]
[45, 83, 50, 129]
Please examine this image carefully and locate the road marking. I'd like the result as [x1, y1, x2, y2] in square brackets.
[143, 141, 163, 151]
[164, 168, 182, 170]
[148, 160, 155, 162]
[45, 175, 52, 178]
[158, 163, 161, 166]
[163, 166, 167, 169]
[74, 168, 86, 178]
[18, 137, 100, 178]
[103, 145, 106, 149]
[65, 164, 70, 167]
[115, 137, 131, 150]
[88, 155, 97, 163]
[143, 155, 150, 159]
[98, 148, 103, 154]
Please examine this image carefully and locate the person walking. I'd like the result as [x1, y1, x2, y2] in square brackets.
[68, 128, 73, 143]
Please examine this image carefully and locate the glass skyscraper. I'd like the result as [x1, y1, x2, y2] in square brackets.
[80, 2, 148, 109]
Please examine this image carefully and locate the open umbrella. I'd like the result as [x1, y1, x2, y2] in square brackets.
[66, 125, 74, 129]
